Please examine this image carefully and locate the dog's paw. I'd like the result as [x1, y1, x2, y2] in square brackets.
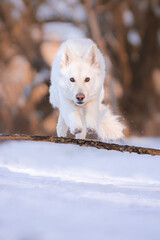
[73, 128, 82, 135]
[86, 116, 97, 133]
[87, 128, 96, 134]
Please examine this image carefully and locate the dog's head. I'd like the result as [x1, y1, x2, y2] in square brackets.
[60, 44, 105, 106]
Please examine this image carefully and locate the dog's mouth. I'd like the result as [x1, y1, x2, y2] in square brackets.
[75, 101, 85, 106]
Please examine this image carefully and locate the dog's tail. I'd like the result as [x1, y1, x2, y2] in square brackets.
[98, 104, 125, 141]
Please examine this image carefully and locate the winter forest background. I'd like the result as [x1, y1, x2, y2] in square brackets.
[0, 0, 160, 137]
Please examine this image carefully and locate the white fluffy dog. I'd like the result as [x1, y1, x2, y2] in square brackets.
[49, 38, 124, 140]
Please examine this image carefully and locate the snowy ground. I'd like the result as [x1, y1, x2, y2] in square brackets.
[0, 138, 160, 240]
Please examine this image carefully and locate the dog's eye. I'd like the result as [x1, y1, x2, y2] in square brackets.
[70, 77, 75, 82]
[85, 77, 90, 82]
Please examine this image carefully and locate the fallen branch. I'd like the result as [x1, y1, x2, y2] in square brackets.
[0, 134, 160, 156]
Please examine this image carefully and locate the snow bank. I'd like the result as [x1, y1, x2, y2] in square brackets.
[0, 138, 160, 240]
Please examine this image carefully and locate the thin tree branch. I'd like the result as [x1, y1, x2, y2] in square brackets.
[0, 134, 159, 156]
[84, 0, 107, 54]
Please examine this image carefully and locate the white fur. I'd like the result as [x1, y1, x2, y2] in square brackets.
[49, 39, 124, 140]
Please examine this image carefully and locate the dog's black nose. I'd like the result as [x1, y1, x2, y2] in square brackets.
[76, 93, 85, 101]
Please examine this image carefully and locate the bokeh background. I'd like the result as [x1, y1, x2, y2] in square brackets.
[0, 0, 160, 137]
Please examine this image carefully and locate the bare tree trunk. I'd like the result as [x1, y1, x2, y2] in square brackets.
[83, 0, 118, 112]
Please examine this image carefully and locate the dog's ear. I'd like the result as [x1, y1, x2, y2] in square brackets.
[85, 45, 100, 68]
[61, 45, 76, 68]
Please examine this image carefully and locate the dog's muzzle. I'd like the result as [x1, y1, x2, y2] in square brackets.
[75, 93, 85, 105]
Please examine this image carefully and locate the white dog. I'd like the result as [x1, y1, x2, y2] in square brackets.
[49, 38, 124, 140]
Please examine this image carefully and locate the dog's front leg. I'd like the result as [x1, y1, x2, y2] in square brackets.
[85, 100, 98, 134]
[57, 114, 68, 137]
[60, 99, 83, 136]
[68, 110, 83, 136]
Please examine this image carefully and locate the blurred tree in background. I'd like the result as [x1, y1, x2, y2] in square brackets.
[0, 0, 159, 136]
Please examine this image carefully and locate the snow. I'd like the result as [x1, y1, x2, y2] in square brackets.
[127, 29, 141, 46]
[0, 137, 160, 240]
[42, 22, 85, 41]
[123, 10, 134, 27]
[37, 0, 86, 42]
[11, 8, 21, 20]
[9, 0, 25, 10]
[36, 0, 86, 22]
